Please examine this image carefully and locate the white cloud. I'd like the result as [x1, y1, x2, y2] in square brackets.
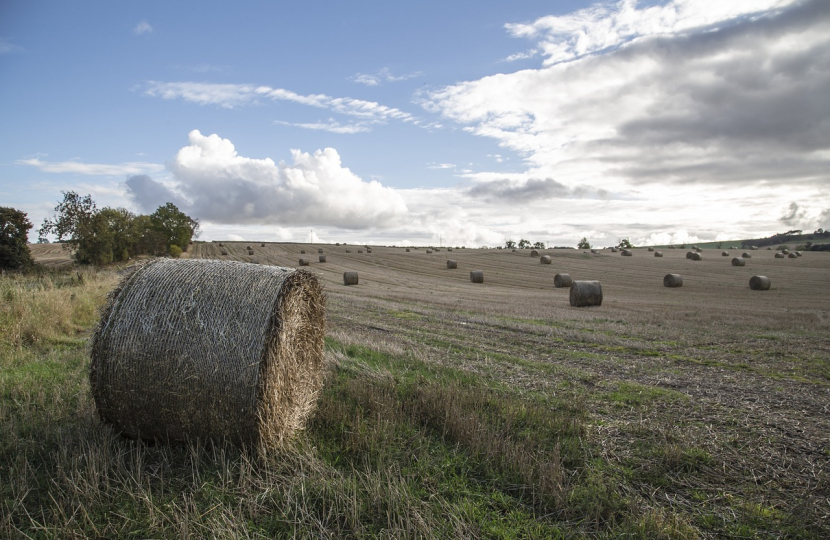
[427, 163, 455, 169]
[17, 158, 164, 176]
[274, 119, 370, 134]
[504, 49, 538, 62]
[133, 21, 153, 36]
[350, 67, 423, 86]
[144, 81, 417, 126]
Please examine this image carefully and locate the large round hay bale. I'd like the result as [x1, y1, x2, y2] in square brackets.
[554, 273, 572, 288]
[788, 252, 797, 258]
[447, 259, 458, 269]
[540, 255, 552, 264]
[690, 252, 702, 261]
[782, 249, 789, 254]
[742, 252, 752, 258]
[722, 251, 729, 256]
[686, 251, 694, 259]
[749, 275, 771, 290]
[648, 247, 654, 252]
[343, 271, 358, 286]
[299, 258, 310, 266]
[622, 249, 633, 256]
[654, 251, 663, 257]
[775, 253, 785, 259]
[318, 255, 326, 263]
[470, 270, 484, 283]
[663, 274, 683, 287]
[731, 257, 745, 267]
[90, 259, 325, 452]
[569, 280, 602, 307]
[530, 250, 539, 257]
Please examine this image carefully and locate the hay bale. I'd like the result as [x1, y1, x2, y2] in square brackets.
[788, 253, 797, 258]
[218, 242, 224, 247]
[690, 252, 702, 261]
[90, 259, 325, 452]
[301, 250, 306, 254]
[732, 257, 746, 266]
[540, 255, 552, 264]
[742, 252, 752, 258]
[663, 274, 683, 287]
[610, 247, 618, 252]
[767, 247, 773, 250]
[261, 243, 266, 248]
[796, 251, 802, 257]
[317, 248, 323, 254]
[591, 249, 599, 254]
[751, 246, 758, 250]
[722, 251, 729, 256]
[406, 248, 410, 252]
[447, 260, 458, 269]
[318, 255, 326, 263]
[530, 250, 539, 257]
[470, 270, 484, 283]
[654, 251, 663, 257]
[775, 253, 785, 258]
[358, 249, 364, 253]
[569, 280, 602, 307]
[299, 258, 310, 266]
[781, 249, 789, 254]
[749, 275, 771, 290]
[691, 245, 698, 250]
[447, 248, 453, 252]
[366, 248, 372, 253]
[554, 273, 572, 288]
[622, 249, 633, 256]
[686, 251, 694, 259]
[648, 247, 654, 252]
[512, 249, 517, 252]
[221, 249, 228, 256]
[345, 249, 351, 253]
[426, 249, 433, 254]
[343, 271, 358, 286]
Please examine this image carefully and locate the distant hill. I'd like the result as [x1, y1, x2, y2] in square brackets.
[649, 230, 830, 251]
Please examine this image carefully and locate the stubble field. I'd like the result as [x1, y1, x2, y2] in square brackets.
[4, 242, 829, 538]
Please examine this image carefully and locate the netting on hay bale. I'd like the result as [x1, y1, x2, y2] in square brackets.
[89, 259, 326, 454]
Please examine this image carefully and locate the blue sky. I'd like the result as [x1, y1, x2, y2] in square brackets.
[2, 0, 828, 247]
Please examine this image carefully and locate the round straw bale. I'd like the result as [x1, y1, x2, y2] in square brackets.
[622, 249, 633, 256]
[530, 250, 539, 257]
[425, 249, 433, 254]
[731, 257, 746, 266]
[246, 246, 251, 250]
[742, 252, 751, 258]
[221, 249, 228, 256]
[447, 259, 458, 269]
[690, 252, 702, 261]
[749, 275, 771, 290]
[686, 251, 694, 259]
[668, 245, 676, 249]
[261, 243, 266, 247]
[318, 255, 326, 263]
[691, 245, 698, 250]
[317, 248, 323, 254]
[406, 248, 410, 252]
[447, 248, 453, 252]
[358, 249, 364, 253]
[663, 274, 683, 287]
[470, 270, 484, 283]
[610, 247, 618, 252]
[90, 259, 325, 452]
[366, 248, 372, 253]
[775, 253, 785, 258]
[343, 271, 358, 286]
[796, 251, 802, 257]
[345, 249, 351, 253]
[219, 242, 224, 247]
[648, 247, 654, 252]
[751, 246, 758, 250]
[722, 251, 729, 256]
[569, 280, 602, 307]
[300, 250, 306, 254]
[788, 253, 797, 258]
[554, 273, 572, 288]
[782, 249, 789, 254]
[298, 258, 311, 266]
[654, 251, 663, 257]
[512, 249, 517, 252]
[540, 255, 552, 264]
[591, 249, 599, 254]
[767, 247, 773, 250]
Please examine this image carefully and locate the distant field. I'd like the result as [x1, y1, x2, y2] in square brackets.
[9, 242, 829, 538]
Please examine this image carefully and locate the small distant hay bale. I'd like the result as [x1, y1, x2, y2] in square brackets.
[610, 247, 618, 252]
[512, 249, 517, 252]
[540, 255, 552, 264]
[775, 253, 785, 259]
[345, 249, 352, 253]
[690, 252, 702, 261]
[663, 274, 683, 288]
[221, 249, 228, 256]
[318, 249, 323, 254]
[751, 246, 758, 250]
[686, 251, 694, 259]
[796, 251, 802, 257]
[366, 248, 372, 253]
[343, 271, 358, 286]
[447, 248, 453, 252]
[261, 243, 266, 247]
[246, 246, 252, 250]
[591, 249, 599, 254]
[782, 249, 789, 254]
[89, 259, 325, 453]
[406, 248, 410, 252]
[668, 245, 676, 249]
[767, 247, 773, 250]
[447, 259, 458, 269]
[788, 253, 797, 258]
[569, 280, 602, 307]
[654, 251, 663, 257]
[742, 252, 752, 258]
[358, 249, 364, 253]
[530, 250, 539, 257]
[722, 251, 729, 256]
[749, 275, 771, 290]
[300, 250, 306, 254]
[470, 270, 484, 283]
[691, 245, 698, 250]
[218, 242, 224, 247]
[299, 259, 310, 266]
[318, 255, 326, 263]
[732, 257, 746, 266]
[648, 247, 654, 252]
[554, 273, 572, 288]
[622, 249, 633, 256]
[695, 248, 703, 253]
[426, 249, 433, 254]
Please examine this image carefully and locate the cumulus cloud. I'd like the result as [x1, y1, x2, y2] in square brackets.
[133, 21, 153, 35]
[349, 67, 423, 86]
[125, 175, 184, 210]
[467, 177, 597, 203]
[126, 130, 407, 229]
[18, 158, 164, 176]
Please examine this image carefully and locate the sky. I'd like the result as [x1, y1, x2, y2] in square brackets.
[1, 0, 828, 247]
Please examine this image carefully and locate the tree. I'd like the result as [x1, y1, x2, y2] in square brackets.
[577, 237, 591, 249]
[618, 238, 633, 249]
[38, 191, 109, 265]
[532, 241, 545, 249]
[150, 203, 199, 254]
[518, 239, 530, 249]
[0, 207, 35, 270]
[504, 239, 517, 249]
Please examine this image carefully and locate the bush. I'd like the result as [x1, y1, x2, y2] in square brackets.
[168, 245, 182, 258]
[0, 207, 35, 270]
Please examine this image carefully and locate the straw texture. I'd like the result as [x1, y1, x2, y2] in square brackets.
[447, 260, 458, 269]
[90, 259, 326, 452]
[554, 273, 573, 288]
[570, 281, 603, 307]
[663, 274, 683, 287]
[749, 275, 771, 290]
[343, 271, 359, 286]
[470, 270, 484, 283]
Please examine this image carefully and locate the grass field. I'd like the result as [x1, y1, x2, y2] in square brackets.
[3, 243, 829, 538]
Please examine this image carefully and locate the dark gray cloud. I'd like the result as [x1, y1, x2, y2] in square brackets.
[779, 201, 806, 227]
[466, 177, 607, 203]
[125, 175, 184, 212]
